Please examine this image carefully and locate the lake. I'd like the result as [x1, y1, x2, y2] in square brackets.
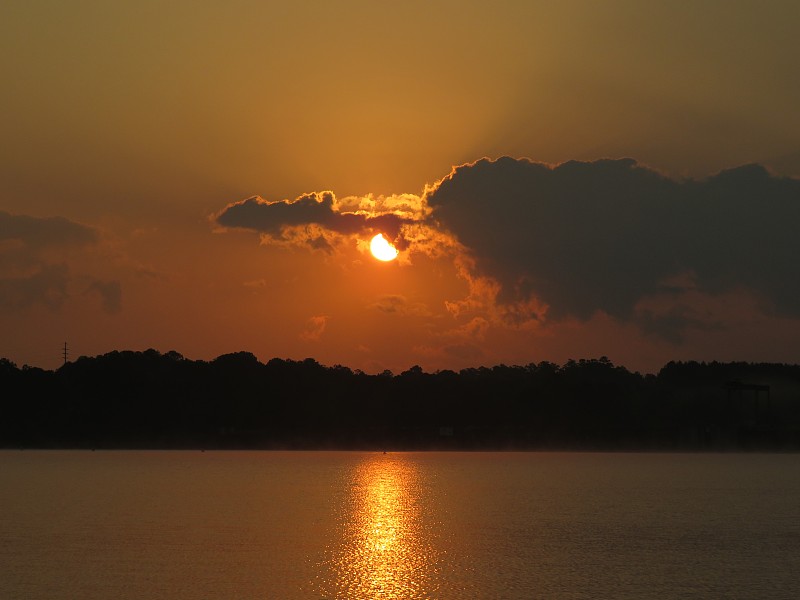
[1, 451, 798, 599]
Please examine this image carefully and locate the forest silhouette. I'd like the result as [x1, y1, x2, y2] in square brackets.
[2, 350, 800, 451]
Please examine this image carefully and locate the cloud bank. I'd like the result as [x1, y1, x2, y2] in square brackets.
[215, 157, 800, 342]
[425, 157, 800, 335]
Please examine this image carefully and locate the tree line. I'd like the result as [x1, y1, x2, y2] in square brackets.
[2, 350, 800, 450]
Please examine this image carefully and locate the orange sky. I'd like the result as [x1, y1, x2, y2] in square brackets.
[2, 1, 800, 373]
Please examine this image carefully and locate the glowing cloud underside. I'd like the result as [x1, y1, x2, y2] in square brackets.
[370, 234, 398, 262]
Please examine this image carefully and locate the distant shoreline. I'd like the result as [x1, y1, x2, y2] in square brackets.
[3, 350, 800, 452]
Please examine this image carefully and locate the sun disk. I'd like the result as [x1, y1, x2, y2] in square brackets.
[370, 234, 398, 261]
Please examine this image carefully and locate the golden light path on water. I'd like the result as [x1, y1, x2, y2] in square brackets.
[319, 454, 441, 599]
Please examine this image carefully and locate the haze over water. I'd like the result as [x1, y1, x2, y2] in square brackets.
[2, 451, 799, 599]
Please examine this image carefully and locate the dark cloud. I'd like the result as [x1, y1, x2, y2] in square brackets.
[426, 157, 800, 334]
[87, 280, 122, 314]
[0, 211, 98, 273]
[371, 295, 408, 314]
[215, 192, 412, 241]
[0, 264, 69, 310]
[636, 304, 723, 344]
[369, 294, 432, 317]
[0, 212, 107, 312]
[0, 211, 97, 251]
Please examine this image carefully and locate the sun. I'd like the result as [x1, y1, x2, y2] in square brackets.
[370, 233, 399, 262]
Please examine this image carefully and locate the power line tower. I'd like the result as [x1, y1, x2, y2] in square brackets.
[63, 342, 69, 365]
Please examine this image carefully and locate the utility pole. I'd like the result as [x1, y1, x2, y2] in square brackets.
[63, 342, 69, 365]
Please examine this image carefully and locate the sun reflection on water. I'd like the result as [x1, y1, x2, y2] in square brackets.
[320, 453, 439, 599]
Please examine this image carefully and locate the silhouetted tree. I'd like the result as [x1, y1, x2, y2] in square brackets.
[2, 352, 799, 450]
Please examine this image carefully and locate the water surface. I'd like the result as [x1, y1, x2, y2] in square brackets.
[1, 451, 798, 599]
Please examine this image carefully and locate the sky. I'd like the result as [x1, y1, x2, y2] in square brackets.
[2, 0, 800, 374]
